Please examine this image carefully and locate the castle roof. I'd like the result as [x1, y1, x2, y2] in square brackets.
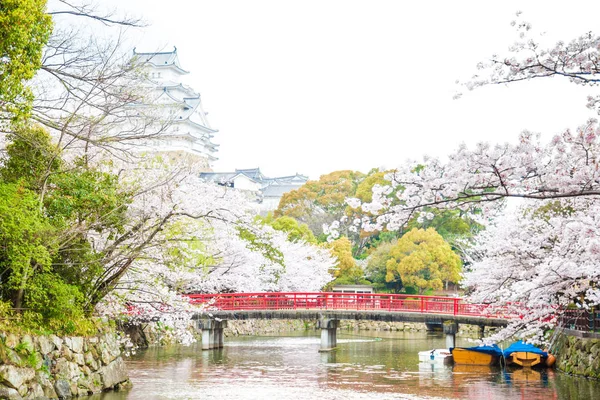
[133, 47, 189, 74]
[200, 169, 308, 191]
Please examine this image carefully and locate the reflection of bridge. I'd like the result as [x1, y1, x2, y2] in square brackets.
[187, 292, 509, 352]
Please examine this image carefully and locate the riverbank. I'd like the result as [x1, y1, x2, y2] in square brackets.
[0, 332, 129, 399]
[553, 327, 600, 379]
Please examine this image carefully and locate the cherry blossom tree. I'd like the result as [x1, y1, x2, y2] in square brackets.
[463, 198, 600, 344]
[93, 159, 334, 343]
[337, 15, 600, 342]
[456, 12, 600, 113]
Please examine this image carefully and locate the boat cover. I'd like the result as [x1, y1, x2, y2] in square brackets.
[503, 341, 548, 358]
[450, 344, 503, 357]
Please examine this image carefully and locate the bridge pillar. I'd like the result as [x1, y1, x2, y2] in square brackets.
[443, 321, 458, 348]
[317, 318, 339, 352]
[199, 319, 227, 350]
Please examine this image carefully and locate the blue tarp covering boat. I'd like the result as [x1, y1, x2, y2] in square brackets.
[451, 344, 503, 356]
[503, 341, 548, 358]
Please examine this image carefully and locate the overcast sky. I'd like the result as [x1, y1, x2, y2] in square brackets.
[96, 0, 600, 179]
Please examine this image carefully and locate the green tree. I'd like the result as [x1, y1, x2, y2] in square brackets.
[261, 214, 317, 244]
[0, 182, 56, 309]
[0, 0, 52, 123]
[275, 170, 365, 236]
[406, 208, 481, 244]
[1, 124, 61, 192]
[364, 242, 401, 292]
[386, 228, 461, 294]
[0, 125, 131, 322]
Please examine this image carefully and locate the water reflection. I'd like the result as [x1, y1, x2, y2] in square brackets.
[94, 331, 600, 400]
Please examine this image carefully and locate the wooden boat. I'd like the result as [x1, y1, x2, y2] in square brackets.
[418, 348, 453, 364]
[504, 341, 553, 368]
[450, 344, 502, 366]
[510, 351, 542, 367]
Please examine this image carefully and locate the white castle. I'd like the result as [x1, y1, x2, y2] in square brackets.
[133, 47, 218, 169]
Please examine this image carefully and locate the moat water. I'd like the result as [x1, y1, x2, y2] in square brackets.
[91, 331, 599, 399]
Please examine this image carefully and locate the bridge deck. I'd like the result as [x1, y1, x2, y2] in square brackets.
[187, 292, 511, 327]
[199, 309, 508, 327]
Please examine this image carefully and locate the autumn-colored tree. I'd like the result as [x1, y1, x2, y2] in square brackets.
[275, 170, 365, 236]
[385, 228, 461, 294]
[325, 237, 367, 288]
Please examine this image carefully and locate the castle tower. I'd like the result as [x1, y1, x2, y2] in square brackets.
[133, 47, 218, 169]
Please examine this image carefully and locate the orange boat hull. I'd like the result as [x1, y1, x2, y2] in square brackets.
[510, 351, 542, 367]
[451, 348, 499, 366]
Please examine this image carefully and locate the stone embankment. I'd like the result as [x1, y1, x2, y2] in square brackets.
[0, 332, 129, 399]
[553, 328, 600, 379]
[223, 319, 495, 337]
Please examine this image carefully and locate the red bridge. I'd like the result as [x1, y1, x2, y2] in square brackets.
[187, 292, 504, 317]
[187, 292, 510, 351]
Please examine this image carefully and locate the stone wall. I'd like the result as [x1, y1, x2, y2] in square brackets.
[553, 328, 600, 379]
[0, 332, 129, 399]
[224, 320, 314, 336]
[224, 319, 496, 337]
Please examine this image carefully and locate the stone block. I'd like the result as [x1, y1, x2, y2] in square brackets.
[54, 359, 80, 381]
[50, 336, 63, 352]
[5, 334, 19, 349]
[5, 349, 22, 366]
[0, 365, 34, 391]
[30, 382, 45, 399]
[99, 357, 128, 389]
[37, 372, 57, 399]
[78, 374, 102, 394]
[73, 353, 85, 367]
[100, 344, 112, 365]
[37, 336, 55, 356]
[66, 337, 84, 354]
[0, 386, 21, 399]
[61, 346, 73, 362]
[84, 352, 98, 371]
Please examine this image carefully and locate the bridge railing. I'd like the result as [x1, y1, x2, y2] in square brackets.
[186, 292, 504, 318]
[558, 309, 600, 332]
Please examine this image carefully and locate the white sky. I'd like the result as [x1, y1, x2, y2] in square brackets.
[97, 0, 600, 179]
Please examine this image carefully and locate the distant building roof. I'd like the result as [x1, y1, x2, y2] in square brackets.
[133, 47, 189, 74]
[261, 184, 301, 198]
[235, 168, 267, 181]
[200, 168, 308, 193]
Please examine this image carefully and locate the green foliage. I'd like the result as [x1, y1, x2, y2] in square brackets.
[237, 226, 284, 266]
[45, 162, 130, 231]
[363, 242, 402, 292]
[0, 0, 53, 122]
[0, 125, 132, 330]
[0, 182, 56, 304]
[1, 125, 61, 190]
[406, 208, 481, 242]
[385, 228, 462, 294]
[25, 273, 85, 320]
[261, 213, 317, 244]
